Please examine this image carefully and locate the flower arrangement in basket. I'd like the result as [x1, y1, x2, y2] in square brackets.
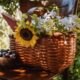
[2, 6, 80, 75]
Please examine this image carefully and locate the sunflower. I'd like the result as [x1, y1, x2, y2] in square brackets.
[14, 22, 38, 47]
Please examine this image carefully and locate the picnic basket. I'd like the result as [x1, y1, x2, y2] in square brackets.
[9, 32, 76, 75]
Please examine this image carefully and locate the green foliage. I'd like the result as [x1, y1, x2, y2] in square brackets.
[53, 75, 62, 80]
[0, 0, 19, 14]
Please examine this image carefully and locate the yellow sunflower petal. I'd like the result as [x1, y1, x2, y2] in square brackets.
[30, 36, 38, 47]
[30, 39, 36, 47]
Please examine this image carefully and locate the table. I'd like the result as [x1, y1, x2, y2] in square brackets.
[0, 67, 54, 80]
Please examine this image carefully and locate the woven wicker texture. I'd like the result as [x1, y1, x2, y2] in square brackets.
[10, 32, 76, 75]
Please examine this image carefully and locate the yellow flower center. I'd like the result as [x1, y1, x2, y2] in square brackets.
[20, 28, 33, 40]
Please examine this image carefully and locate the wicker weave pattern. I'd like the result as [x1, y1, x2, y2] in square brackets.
[10, 33, 76, 75]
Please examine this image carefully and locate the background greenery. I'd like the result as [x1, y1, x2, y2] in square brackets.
[0, 0, 19, 14]
[0, 0, 80, 80]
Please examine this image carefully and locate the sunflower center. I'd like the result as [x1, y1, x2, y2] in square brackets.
[20, 28, 33, 40]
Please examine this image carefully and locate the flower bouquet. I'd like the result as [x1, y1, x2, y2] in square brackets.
[2, 6, 80, 76]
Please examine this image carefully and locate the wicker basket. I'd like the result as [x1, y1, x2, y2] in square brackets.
[9, 32, 76, 75]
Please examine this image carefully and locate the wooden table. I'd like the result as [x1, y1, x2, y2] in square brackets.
[0, 57, 55, 80]
[0, 67, 54, 80]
